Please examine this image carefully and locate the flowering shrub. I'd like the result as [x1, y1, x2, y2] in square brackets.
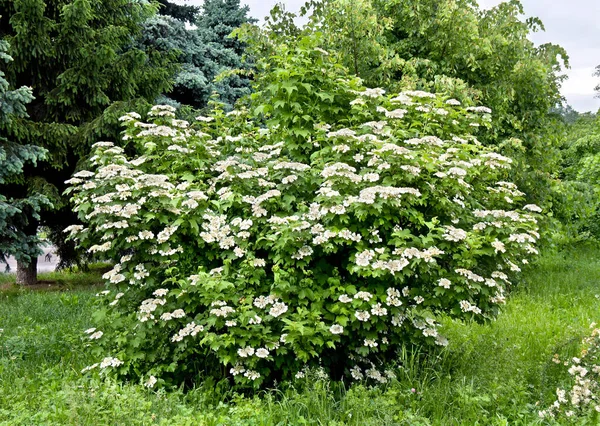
[539, 324, 600, 423]
[66, 58, 541, 388]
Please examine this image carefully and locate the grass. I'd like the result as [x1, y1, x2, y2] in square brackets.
[0, 262, 109, 289]
[1, 246, 599, 424]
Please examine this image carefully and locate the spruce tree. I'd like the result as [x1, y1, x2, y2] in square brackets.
[157, 0, 199, 23]
[0, 39, 50, 279]
[140, 0, 254, 109]
[0, 0, 176, 284]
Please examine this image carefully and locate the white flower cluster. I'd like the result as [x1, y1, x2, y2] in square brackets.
[171, 322, 204, 342]
[442, 226, 468, 242]
[100, 357, 123, 369]
[160, 309, 186, 321]
[69, 90, 542, 386]
[540, 325, 600, 420]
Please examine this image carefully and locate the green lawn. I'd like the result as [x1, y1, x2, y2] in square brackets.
[1, 246, 599, 425]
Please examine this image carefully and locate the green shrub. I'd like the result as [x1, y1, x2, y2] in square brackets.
[539, 324, 600, 423]
[66, 37, 541, 389]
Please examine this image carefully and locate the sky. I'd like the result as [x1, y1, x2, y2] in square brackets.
[179, 0, 600, 112]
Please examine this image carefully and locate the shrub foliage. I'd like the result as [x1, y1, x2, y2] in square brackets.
[68, 43, 541, 388]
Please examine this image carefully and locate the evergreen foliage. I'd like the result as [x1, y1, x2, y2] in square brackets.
[141, 0, 254, 109]
[0, 0, 176, 277]
[157, 0, 199, 23]
[0, 39, 50, 267]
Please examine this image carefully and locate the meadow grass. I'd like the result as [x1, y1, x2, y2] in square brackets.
[0, 263, 109, 288]
[1, 246, 599, 425]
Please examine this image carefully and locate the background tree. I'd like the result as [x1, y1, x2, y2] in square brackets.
[0, 0, 176, 284]
[595, 65, 600, 97]
[157, 0, 199, 23]
[367, 0, 567, 209]
[553, 113, 600, 241]
[0, 39, 50, 279]
[263, 0, 568, 236]
[139, 0, 254, 109]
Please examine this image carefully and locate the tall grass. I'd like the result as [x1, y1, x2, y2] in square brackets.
[0, 246, 599, 425]
[0, 263, 109, 287]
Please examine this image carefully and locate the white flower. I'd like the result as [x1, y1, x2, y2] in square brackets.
[282, 175, 298, 184]
[89, 331, 103, 340]
[292, 245, 313, 260]
[350, 366, 364, 380]
[354, 291, 373, 301]
[230, 365, 245, 376]
[244, 370, 261, 380]
[385, 108, 407, 119]
[442, 226, 467, 242]
[459, 300, 481, 314]
[370, 303, 387, 316]
[237, 346, 255, 358]
[153, 288, 168, 297]
[248, 315, 262, 325]
[491, 239, 506, 253]
[354, 310, 371, 322]
[84, 328, 96, 334]
[364, 339, 377, 348]
[401, 90, 436, 99]
[523, 204, 542, 213]
[360, 88, 386, 98]
[253, 295, 275, 309]
[171, 309, 185, 318]
[255, 348, 270, 358]
[139, 230, 154, 240]
[144, 376, 157, 388]
[355, 250, 375, 267]
[330, 324, 344, 334]
[438, 278, 451, 289]
[64, 224, 84, 235]
[210, 306, 235, 318]
[466, 106, 492, 114]
[295, 371, 306, 379]
[269, 302, 288, 317]
[99, 357, 123, 369]
[338, 294, 352, 303]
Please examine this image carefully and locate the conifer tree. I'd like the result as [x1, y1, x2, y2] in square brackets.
[0, 0, 176, 284]
[140, 0, 254, 109]
[157, 0, 199, 23]
[0, 39, 50, 279]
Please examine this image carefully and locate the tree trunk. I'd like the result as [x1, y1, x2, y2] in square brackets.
[16, 257, 37, 285]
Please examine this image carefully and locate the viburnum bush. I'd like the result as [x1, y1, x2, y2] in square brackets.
[66, 43, 542, 389]
[539, 324, 600, 423]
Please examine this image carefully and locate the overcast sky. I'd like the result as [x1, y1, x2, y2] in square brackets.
[179, 0, 600, 112]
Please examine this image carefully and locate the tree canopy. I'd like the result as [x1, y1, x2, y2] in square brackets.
[0, 0, 176, 281]
[157, 0, 199, 23]
[0, 39, 49, 269]
[255, 0, 568, 218]
[140, 0, 254, 109]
